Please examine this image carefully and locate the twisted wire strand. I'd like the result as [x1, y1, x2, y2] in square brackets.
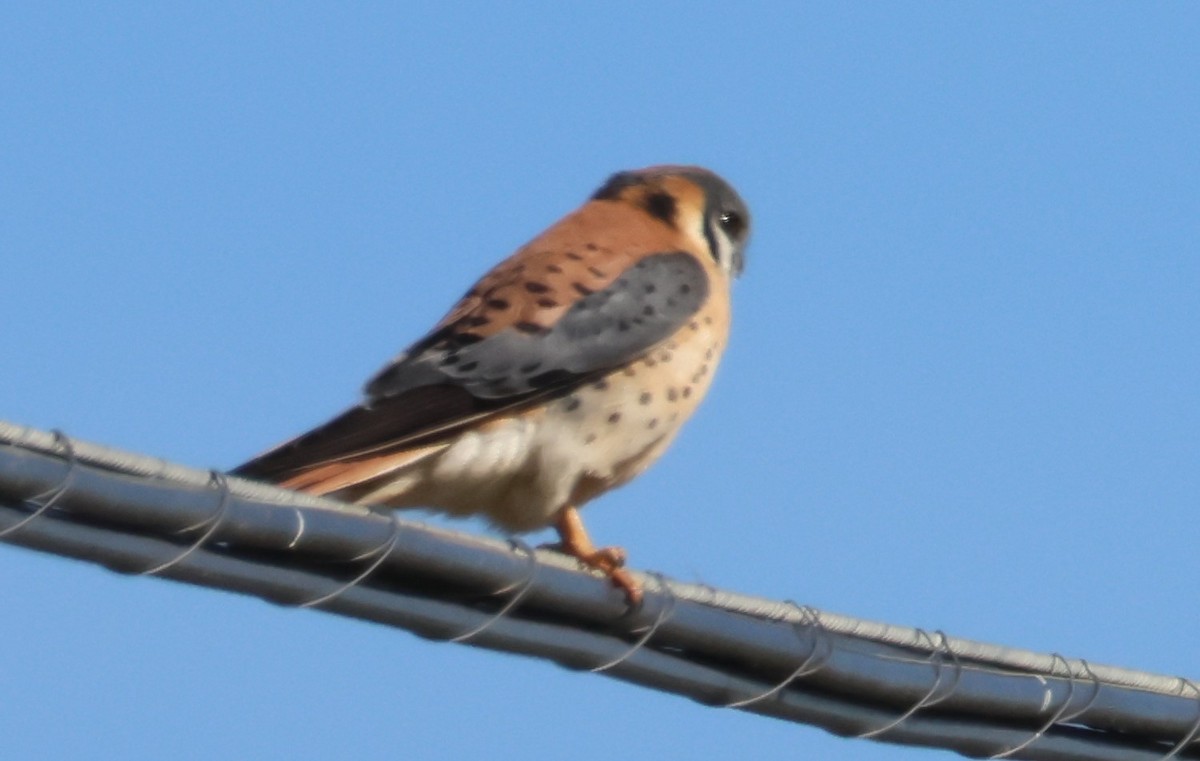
[1160, 678, 1200, 760]
[138, 471, 233, 576]
[298, 515, 405, 609]
[989, 654, 1104, 759]
[447, 538, 539, 643]
[722, 601, 836, 708]
[590, 573, 677, 673]
[0, 430, 77, 539]
[856, 629, 963, 739]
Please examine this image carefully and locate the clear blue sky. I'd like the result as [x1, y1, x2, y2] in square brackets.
[3, 4, 1198, 760]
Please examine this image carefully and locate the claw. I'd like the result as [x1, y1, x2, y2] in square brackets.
[554, 506, 643, 606]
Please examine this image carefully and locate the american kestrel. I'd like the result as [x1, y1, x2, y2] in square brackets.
[233, 165, 751, 604]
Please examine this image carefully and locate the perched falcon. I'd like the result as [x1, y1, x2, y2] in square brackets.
[233, 165, 751, 603]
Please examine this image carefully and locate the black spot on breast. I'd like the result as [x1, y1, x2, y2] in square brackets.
[524, 282, 551, 294]
[565, 397, 581, 412]
[683, 386, 692, 399]
[680, 284, 691, 294]
[643, 305, 656, 316]
[689, 321, 699, 331]
[572, 283, 593, 296]
[608, 412, 621, 424]
[592, 379, 608, 391]
[566, 251, 583, 261]
[584, 433, 597, 444]
[667, 388, 678, 402]
[588, 266, 606, 278]
[536, 297, 559, 308]
[639, 392, 652, 405]
[644, 283, 657, 294]
[647, 418, 659, 430]
[585, 243, 598, 251]
[642, 191, 678, 226]
[546, 263, 563, 274]
[486, 298, 510, 310]
[514, 321, 548, 334]
[618, 320, 630, 331]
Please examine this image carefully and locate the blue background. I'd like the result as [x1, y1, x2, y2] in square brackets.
[2, 4, 1198, 759]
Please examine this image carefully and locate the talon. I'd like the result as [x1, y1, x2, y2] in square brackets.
[583, 545, 627, 570]
[554, 506, 642, 606]
[608, 567, 643, 606]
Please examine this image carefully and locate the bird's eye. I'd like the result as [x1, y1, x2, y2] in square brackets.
[718, 210, 745, 238]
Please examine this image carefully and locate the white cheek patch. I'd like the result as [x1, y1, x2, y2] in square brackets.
[676, 204, 709, 257]
[714, 231, 736, 274]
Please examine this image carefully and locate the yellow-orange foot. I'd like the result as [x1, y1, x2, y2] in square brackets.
[554, 507, 644, 606]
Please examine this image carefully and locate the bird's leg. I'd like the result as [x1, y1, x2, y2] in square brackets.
[554, 506, 643, 606]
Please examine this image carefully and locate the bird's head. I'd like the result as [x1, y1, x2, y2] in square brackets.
[591, 165, 751, 278]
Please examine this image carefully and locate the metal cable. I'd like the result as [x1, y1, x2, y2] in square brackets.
[2, 420, 1199, 761]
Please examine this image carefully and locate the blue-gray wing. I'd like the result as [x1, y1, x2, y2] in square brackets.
[233, 251, 708, 480]
[366, 250, 708, 400]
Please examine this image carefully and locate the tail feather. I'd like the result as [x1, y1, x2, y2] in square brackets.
[276, 444, 446, 498]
